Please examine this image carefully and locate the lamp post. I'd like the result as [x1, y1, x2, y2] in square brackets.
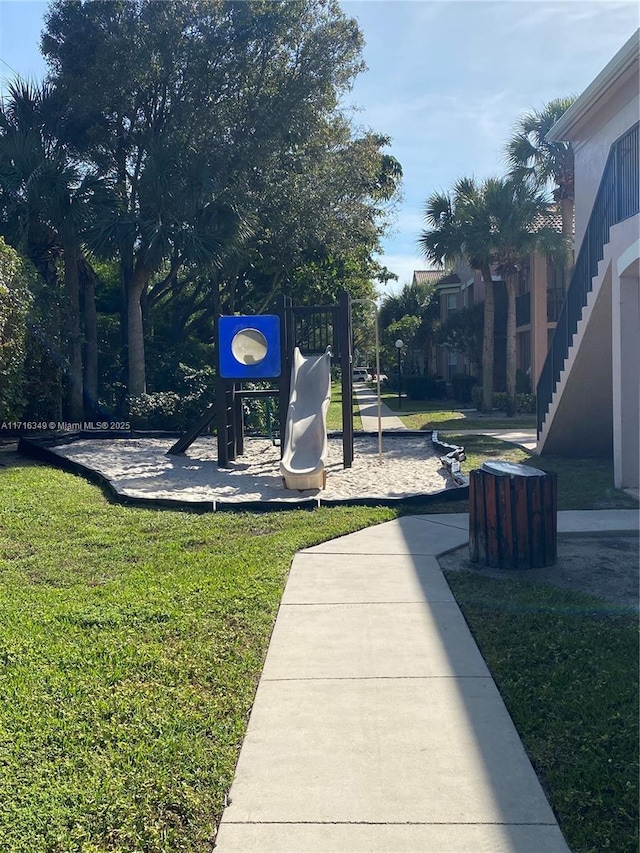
[395, 339, 403, 410]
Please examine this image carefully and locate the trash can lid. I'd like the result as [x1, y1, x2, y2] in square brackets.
[481, 460, 546, 477]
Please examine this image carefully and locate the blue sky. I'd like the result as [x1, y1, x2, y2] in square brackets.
[1, 0, 638, 293]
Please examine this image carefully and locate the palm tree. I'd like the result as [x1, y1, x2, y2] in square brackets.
[46, 164, 108, 419]
[506, 97, 576, 274]
[419, 178, 496, 413]
[0, 80, 86, 418]
[0, 80, 107, 420]
[484, 178, 568, 416]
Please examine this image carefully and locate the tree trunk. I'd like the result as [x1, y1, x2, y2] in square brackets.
[119, 232, 135, 391]
[128, 262, 148, 398]
[480, 266, 494, 413]
[64, 239, 84, 421]
[80, 257, 99, 416]
[505, 275, 517, 418]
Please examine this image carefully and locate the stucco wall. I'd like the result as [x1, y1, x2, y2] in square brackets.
[571, 64, 639, 248]
[530, 252, 550, 386]
[541, 270, 613, 457]
[611, 217, 640, 488]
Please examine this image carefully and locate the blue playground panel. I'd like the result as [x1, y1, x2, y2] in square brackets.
[218, 315, 281, 379]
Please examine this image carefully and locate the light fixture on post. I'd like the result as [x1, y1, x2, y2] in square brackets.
[395, 339, 404, 410]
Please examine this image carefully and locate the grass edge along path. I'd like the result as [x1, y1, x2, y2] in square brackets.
[0, 463, 396, 852]
[374, 394, 639, 509]
[445, 433, 637, 511]
[445, 570, 639, 853]
[380, 392, 537, 431]
[1, 451, 637, 851]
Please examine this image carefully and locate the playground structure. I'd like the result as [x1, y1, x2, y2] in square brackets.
[168, 291, 355, 488]
[280, 346, 332, 490]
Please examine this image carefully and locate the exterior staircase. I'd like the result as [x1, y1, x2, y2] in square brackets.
[536, 122, 639, 455]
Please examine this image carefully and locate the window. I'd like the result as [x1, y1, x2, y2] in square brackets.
[446, 293, 458, 314]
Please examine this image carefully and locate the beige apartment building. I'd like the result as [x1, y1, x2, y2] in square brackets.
[417, 240, 566, 390]
[537, 30, 639, 492]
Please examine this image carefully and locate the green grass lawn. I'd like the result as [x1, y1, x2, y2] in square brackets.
[0, 463, 394, 852]
[445, 572, 639, 853]
[376, 395, 635, 511]
[1, 440, 637, 851]
[449, 433, 638, 510]
[382, 393, 537, 431]
[325, 382, 362, 431]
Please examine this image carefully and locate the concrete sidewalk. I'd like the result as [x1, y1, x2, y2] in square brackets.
[353, 385, 407, 431]
[215, 509, 637, 852]
[352, 386, 538, 450]
[440, 428, 537, 451]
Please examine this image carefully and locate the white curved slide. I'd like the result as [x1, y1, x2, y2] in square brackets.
[280, 347, 332, 490]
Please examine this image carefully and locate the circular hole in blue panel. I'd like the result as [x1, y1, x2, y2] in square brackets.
[231, 328, 268, 365]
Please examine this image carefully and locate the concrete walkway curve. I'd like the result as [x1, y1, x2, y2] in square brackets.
[213, 510, 640, 852]
[352, 385, 537, 449]
[214, 390, 637, 852]
[353, 384, 407, 432]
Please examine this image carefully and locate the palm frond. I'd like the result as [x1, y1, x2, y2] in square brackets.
[505, 97, 576, 195]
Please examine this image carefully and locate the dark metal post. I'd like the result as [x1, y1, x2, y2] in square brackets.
[277, 293, 293, 458]
[216, 378, 231, 467]
[395, 339, 403, 410]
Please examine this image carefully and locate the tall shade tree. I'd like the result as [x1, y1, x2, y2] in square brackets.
[484, 177, 567, 416]
[506, 96, 576, 275]
[42, 0, 367, 400]
[379, 279, 438, 374]
[152, 120, 402, 336]
[419, 177, 496, 413]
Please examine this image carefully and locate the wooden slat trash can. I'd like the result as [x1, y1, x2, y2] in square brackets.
[469, 461, 557, 569]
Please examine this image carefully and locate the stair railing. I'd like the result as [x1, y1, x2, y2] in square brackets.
[536, 122, 639, 435]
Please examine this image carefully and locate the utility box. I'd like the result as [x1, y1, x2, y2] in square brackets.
[469, 461, 557, 569]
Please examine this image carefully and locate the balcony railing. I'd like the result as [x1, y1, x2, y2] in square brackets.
[536, 121, 639, 435]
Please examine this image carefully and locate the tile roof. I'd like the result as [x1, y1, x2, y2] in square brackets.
[412, 270, 451, 286]
[533, 207, 564, 232]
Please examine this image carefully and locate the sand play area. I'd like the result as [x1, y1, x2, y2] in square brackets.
[48, 434, 460, 508]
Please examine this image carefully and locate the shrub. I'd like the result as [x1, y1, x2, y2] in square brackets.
[493, 391, 507, 411]
[471, 385, 536, 414]
[242, 382, 279, 436]
[450, 373, 478, 404]
[0, 239, 34, 420]
[516, 392, 536, 414]
[128, 391, 182, 430]
[128, 364, 217, 430]
[404, 375, 447, 401]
